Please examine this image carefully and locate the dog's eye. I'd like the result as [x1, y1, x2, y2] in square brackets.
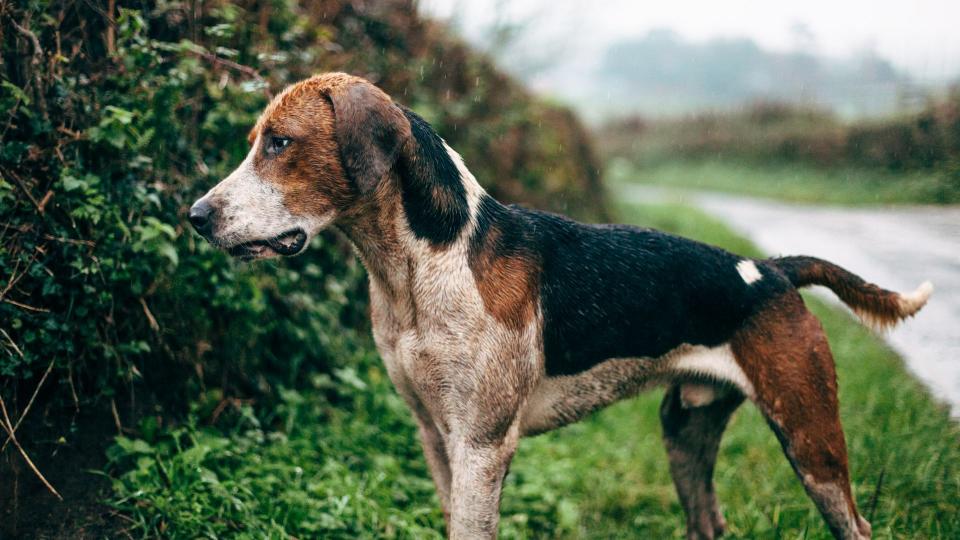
[265, 136, 291, 156]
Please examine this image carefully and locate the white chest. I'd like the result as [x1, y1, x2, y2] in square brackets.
[367, 253, 542, 427]
[367, 250, 480, 383]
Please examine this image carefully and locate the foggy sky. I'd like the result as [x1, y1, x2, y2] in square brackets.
[421, 0, 960, 83]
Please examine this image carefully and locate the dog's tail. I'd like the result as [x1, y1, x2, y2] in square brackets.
[769, 255, 932, 331]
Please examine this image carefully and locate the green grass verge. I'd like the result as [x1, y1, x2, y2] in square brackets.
[106, 198, 960, 539]
[607, 157, 958, 205]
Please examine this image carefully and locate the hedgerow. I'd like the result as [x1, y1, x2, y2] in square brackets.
[2, 3, 361, 422]
[599, 99, 960, 203]
[0, 1, 606, 532]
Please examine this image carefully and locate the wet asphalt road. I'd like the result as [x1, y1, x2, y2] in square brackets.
[624, 185, 960, 416]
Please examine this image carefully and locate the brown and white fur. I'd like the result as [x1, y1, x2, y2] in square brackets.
[189, 73, 932, 539]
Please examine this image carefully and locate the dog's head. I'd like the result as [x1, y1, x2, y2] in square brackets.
[189, 73, 410, 259]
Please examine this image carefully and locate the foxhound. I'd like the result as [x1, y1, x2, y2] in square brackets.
[190, 73, 931, 539]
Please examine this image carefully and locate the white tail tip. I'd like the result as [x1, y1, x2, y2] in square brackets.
[898, 280, 933, 316]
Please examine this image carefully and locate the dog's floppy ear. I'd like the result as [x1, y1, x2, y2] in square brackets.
[327, 81, 410, 194]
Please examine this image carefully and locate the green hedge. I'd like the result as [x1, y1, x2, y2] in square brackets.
[2, 4, 362, 420]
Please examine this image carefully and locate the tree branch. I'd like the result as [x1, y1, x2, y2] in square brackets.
[0, 394, 63, 501]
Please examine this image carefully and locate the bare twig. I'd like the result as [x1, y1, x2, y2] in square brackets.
[6, 170, 42, 212]
[0, 328, 24, 359]
[41, 234, 94, 247]
[105, 0, 116, 54]
[0, 394, 63, 500]
[10, 19, 42, 67]
[9, 17, 48, 120]
[37, 190, 54, 213]
[110, 398, 122, 434]
[139, 297, 160, 332]
[2, 298, 50, 313]
[1, 358, 55, 452]
[0, 249, 41, 303]
[0, 257, 23, 301]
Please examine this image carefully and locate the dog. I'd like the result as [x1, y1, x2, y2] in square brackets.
[189, 72, 932, 539]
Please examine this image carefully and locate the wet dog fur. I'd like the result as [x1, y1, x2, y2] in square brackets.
[190, 73, 933, 539]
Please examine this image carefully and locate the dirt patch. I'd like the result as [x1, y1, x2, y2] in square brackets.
[1, 406, 121, 539]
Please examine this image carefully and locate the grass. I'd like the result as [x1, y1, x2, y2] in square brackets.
[105, 195, 960, 539]
[607, 157, 957, 206]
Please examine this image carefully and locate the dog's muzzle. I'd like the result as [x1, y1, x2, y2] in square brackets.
[188, 197, 308, 260]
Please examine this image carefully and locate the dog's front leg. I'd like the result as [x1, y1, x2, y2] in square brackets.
[447, 432, 519, 539]
[414, 413, 453, 525]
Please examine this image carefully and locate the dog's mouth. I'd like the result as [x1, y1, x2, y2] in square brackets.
[227, 228, 308, 260]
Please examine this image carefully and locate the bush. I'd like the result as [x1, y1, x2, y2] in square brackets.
[1, 4, 365, 419]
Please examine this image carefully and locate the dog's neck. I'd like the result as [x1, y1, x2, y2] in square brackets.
[335, 181, 411, 291]
[336, 143, 488, 298]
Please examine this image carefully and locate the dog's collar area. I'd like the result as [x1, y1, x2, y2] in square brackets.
[228, 228, 307, 260]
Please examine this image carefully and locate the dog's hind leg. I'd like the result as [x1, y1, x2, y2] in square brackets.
[660, 384, 744, 540]
[731, 292, 871, 540]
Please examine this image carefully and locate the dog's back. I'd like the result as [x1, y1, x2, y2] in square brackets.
[516, 205, 791, 375]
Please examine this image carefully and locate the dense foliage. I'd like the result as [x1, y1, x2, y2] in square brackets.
[1, 0, 605, 534]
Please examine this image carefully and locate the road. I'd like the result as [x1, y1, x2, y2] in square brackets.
[624, 185, 960, 416]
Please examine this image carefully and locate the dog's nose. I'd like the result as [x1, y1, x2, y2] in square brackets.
[189, 199, 215, 236]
